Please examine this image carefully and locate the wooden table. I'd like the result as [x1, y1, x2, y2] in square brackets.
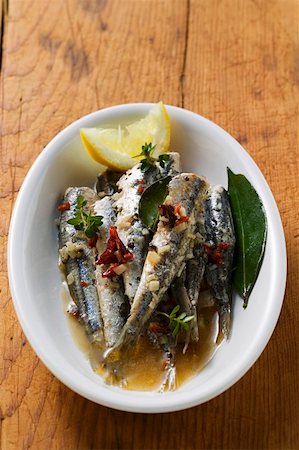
[1, 1, 298, 448]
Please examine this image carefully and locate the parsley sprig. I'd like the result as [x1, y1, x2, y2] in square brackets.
[135, 142, 170, 173]
[67, 195, 102, 238]
[158, 305, 194, 337]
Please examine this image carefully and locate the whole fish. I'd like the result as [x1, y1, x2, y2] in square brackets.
[58, 187, 103, 343]
[94, 196, 129, 349]
[204, 185, 235, 340]
[107, 173, 208, 358]
[114, 152, 181, 304]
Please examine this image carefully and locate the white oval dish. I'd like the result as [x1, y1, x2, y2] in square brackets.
[8, 104, 286, 413]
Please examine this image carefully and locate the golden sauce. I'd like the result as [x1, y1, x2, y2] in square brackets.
[61, 284, 219, 391]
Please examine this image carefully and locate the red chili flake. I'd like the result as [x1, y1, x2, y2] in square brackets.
[174, 203, 181, 215]
[149, 321, 169, 334]
[80, 280, 89, 287]
[102, 263, 120, 279]
[137, 185, 145, 194]
[159, 203, 189, 228]
[139, 178, 145, 184]
[96, 227, 134, 277]
[204, 242, 232, 266]
[88, 235, 98, 248]
[57, 201, 70, 212]
[110, 226, 134, 263]
[159, 204, 177, 228]
[175, 216, 189, 227]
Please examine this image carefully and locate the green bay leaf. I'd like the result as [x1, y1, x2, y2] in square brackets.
[139, 176, 172, 232]
[228, 168, 267, 308]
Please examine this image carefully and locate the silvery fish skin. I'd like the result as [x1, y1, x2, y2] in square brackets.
[147, 308, 177, 392]
[110, 173, 208, 354]
[149, 331, 176, 392]
[157, 333, 176, 392]
[170, 267, 196, 348]
[94, 196, 129, 349]
[204, 185, 235, 339]
[114, 152, 181, 304]
[59, 187, 103, 343]
[185, 218, 207, 338]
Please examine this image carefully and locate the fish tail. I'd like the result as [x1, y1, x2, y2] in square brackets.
[217, 308, 231, 343]
[158, 364, 176, 393]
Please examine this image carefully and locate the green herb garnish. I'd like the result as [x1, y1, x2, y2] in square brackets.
[159, 305, 194, 337]
[135, 142, 170, 172]
[67, 195, 103, 238]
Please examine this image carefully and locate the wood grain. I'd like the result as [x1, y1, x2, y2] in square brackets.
[1, 0, 298, 448]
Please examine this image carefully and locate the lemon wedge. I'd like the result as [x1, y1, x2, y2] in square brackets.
[80, 102, 171, 171]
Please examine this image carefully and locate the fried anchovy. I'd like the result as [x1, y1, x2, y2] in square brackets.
[107, 173, 208, 359]
[94, 196, 129, 349]
[204, 185, 235, 340]
[59, 187, 103, 343]
[114, 152, 181, 304]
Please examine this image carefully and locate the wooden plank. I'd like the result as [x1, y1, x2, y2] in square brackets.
[0, 1, 188, 449]
[183, 1, 299, 448]
[1, 0, 298, 449]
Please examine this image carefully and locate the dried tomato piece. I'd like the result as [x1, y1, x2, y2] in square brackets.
[110, 226, 134, 263]
[97, 226, 134, 277]
[96, 228, 118, 265]
[175, 216, 189, 227]
[80, 280, 89, 287]
[159, 203, 189, 228]
[159, 204, 177, 228]
[204, 242, 232, 266]
[57, 201, 70, 212]
[102, 263, 120, 279]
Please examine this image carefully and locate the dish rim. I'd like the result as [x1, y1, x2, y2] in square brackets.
[7, 103, 287, 413]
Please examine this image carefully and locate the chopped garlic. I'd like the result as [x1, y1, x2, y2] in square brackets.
[148, 280, 160, 292]
[146, 274, 157, 282]
[142, 228, 149, 235]
[67, 271, 75, 285]
[186, 252, 194, 260]
[59, 241, 84, 262]
[147, 251, 161, 266]
[174, 222, 188, 233]
[133, 236, 143, 244]
[158, 244, 171, 255]
[116, 215, 133, 229]
[113, 264, 127, 275]
[179, 206, 187, 217]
